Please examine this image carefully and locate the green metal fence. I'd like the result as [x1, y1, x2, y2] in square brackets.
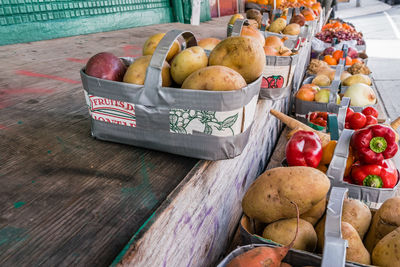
[0, 0, 211, 45]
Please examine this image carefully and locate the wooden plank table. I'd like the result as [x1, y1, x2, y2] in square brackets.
[0, 15, 302, 267]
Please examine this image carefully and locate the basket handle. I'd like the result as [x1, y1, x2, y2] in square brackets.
[327, 58, 344, 110]
[231, 19, 249, 37]
[138, 30, 197, 106]
[321, 187, 348, 267]
[338, 97, 350, 132]
[326, 128, 354, 184]
[261, 13, 269, 31]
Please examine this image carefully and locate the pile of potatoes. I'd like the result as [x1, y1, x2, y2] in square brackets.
[242, 166, 400, 266]
[123, 31, 266, 91]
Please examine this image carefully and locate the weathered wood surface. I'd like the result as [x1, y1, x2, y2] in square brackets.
[0, 16, 237, 266]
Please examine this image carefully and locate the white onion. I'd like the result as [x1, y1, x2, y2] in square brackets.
[344, 83, 377, 107]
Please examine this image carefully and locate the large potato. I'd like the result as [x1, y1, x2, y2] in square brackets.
[262, 218, 317, 252]
[181, 66, 246, 91]
[342, 198, 371, 239]
[198, 38, 221, 51]
[300, 197, 326, 226]
[208, 36, 265, 84]
[171, 46, 208, 85]
[123, 55, 171, 87]
[316, 219, 370, 265]
[142, 33, 181, 62]
[242, 167, 330, 223]
[372, 226, 400, 266]
[365, 197, 400, 253]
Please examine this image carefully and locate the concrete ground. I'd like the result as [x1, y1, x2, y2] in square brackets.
[336, 2, 400, 121]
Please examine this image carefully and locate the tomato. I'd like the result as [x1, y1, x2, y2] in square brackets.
[362, 106, 379, 118]
[315, 117, 327, 127]
[345, 108, 354, 121]
[309, 112, 318, 121]
[365, 115, 378, 126]
[348, 112, 367, 129]
[318, 112, 328, 120]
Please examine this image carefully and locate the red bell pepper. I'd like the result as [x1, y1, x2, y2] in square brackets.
[286, 130, 322, 168]
[350, 124, 398, 165]
[351, 160, 398, 188]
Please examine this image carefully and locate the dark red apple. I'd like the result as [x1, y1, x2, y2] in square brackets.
[85, 52, 127, 81]
[290, 14, 306, 27]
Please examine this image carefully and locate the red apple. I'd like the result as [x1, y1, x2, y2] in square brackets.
[347, 47, 358, 59]
[85, 52, 127, 81]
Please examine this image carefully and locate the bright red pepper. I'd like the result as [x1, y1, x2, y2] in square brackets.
[351, 124, 398, 165]
[351, 160, 398, 188]
[286, 130, 322, 168]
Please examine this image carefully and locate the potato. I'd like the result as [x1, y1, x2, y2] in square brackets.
[364, 197, 400, 253]
[181, 66, 246, 91]
[316, 219, 370, 265]
[142, 33, 181, 62]
[372, 226, 400, 266]
[123, 55, 171, 87]
[171, 46, 208, 85]
[262, 218, 317, 252]
[246, 9, 262, 28]
[268, 18, 287, 33]
[209, 36, 265, 84]
[242, 167, 330, 223]
[198, 38, 221, 51]
[342, 198, 371, 239]
[300, 197, 326, 226]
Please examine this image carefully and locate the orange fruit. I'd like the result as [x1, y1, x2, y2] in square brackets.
[332, 50, 343, 62]
[345, 56, 352, 65]
[351, 58, 362, 65]
[324, 55, 337, 65]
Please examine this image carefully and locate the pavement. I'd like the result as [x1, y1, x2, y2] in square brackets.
[336, 0, 391, 18]
[336, 2, 400, 121]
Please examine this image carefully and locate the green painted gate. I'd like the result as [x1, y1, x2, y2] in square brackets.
[0, 0, 211, 46]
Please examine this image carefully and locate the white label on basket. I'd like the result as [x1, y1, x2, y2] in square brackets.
[86, 93, 136, 127]
[169, 108, 243, 136]
[262, 65, 290, 88]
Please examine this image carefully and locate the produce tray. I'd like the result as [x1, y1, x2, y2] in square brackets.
[81, 30, 261, 160]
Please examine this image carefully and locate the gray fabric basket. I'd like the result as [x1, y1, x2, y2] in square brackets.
[236, 188, 369, 267]
[326, 128, 400, 204]
[229, 18, 299, 100]
[80, 30, 261, 160]
[295, 63, 378, 123]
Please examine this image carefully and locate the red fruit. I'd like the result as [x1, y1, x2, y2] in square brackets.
[318, 112, 328, 120]
[86, 52, 127, 81]
[345, 122, 351, 129]
[315, 117, 327, 127]
[347, 47, 358, 59]
[309, 112, 318, 121]
[346, 108, 354, 121]
[365, 115, 378, 126]
[362, 106, 379, 118]
[349, 112, 367, 129]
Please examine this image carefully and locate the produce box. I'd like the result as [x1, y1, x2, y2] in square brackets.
[326, 128, 400, 204]
[295, 63, 379, 123]
[217, 244, 327, 267]
[233, 189, 369, 267]
[80, 30, 261, 160]
[229, 19, 301, 100]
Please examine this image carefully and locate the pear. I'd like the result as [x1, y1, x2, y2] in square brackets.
[315, 89, 340, 104]
[268, 18, 287, 33]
